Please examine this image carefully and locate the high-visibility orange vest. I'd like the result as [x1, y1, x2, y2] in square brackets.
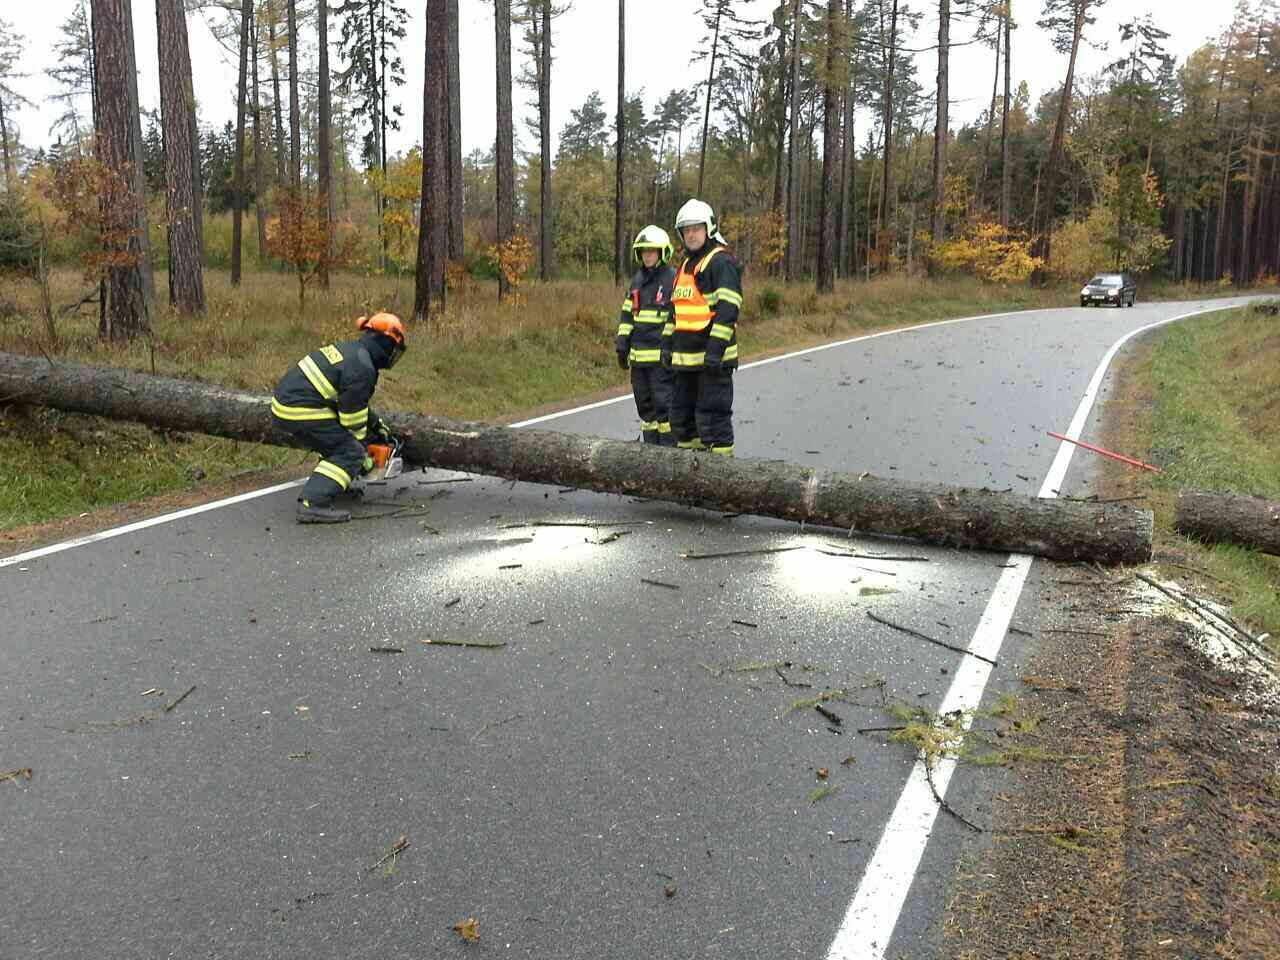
[671, 248, 723, 334]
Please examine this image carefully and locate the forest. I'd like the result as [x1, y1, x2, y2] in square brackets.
[0, 0, 1276, 343]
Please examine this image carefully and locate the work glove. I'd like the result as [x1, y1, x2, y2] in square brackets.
[373, 417, 394, 442]
[361, 455, 376, 475]
[616, 351, 629, 370]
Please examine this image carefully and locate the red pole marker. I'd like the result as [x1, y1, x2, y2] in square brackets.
[1047, 431, 1163, 474]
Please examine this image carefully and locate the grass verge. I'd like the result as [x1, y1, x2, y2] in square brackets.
[1098, 301, 1280, 648]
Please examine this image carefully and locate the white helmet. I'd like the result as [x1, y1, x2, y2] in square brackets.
[632, 224, 674, 265]
[675, 198, 716, 238]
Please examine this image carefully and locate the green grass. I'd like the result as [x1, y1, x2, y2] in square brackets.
[0, 265, 1263, 536]
[1121, 303, 1280, 643]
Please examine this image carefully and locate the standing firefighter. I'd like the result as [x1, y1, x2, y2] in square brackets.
[616, 225, 677, 445]
[663, 199, 742, 455]
[270, 313, 407, 524]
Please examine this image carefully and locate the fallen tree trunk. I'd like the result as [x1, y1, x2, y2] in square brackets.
[1175, 489, 1280, 556]
[0, 351, 1153, 564]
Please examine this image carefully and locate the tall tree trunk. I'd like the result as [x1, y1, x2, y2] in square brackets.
[770, 6, 789, 228]
[155, 0, 205, 314]
[414, 0, 448, 322]
[538, 0, 553, 280]
[446, 0, 464, 261]
[318, 0, 333, 287]
[697, 5, 722, 196]
[287, 0, 301, 193]
[930, 0, 949, 247]
[614, 0, 626, 285]
[251, 10, 268, 262]
[267, 0, 286, 186]
[784, 0, 802, 281]
[837, 0, 855, 279]
[977, 22, 1000, 208]
[999, 0, 1012, 231]
[1032, 0, 1087, 276]
[1214, 130, 1234, 281]
[878, 0, 899, 259]
[230, 0, 251, 286]
[0, 96, 12, 191]
[90, 0, 154, 339]
[816, 0, 839, 292]
[494, 0, 515, 301]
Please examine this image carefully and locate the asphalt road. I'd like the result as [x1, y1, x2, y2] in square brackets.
[0, 296, 1255, 960]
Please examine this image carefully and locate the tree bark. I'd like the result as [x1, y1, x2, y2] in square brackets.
[0, 350, 1153, 565]
[267, 0, 287, 187]
[446, 0, 464, 261]
[538, 0, 553, 280]
[0, 97, 10, 191]
[90, 0, 154, 339]
[614, 0, 625, 286]
[1175, 490, 1280, 557]
[1032, 0, 1087, 277]
[784, 0, 802, 281]
[287, 0, 301, 193]
[999, 0, 1012, 231]
[251, 9, 268, 262]
[930, 0, 949, 247]
[770, 6, 789, 233]
[878, 0, 899, 259]
[494, 0, 515, 301]
[413, 0, 448, 322]
[230, 0, 252, 286]
[697, 4, 721, 196]
[318, 0, 333, 287]
[837, 0, 855, 279]
[816, 0, 839, 293]
[155, 0, 205, 314]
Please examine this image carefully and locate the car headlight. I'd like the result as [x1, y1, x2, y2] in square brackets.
[1080, 287, 1089, 296]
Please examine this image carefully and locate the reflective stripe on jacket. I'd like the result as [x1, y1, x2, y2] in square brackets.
[270, 340, 381, 440]
[616, 264, 676, 367]
[664, 243, 742, 371]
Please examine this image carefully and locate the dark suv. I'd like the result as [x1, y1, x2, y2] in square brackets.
[1080, 272, 1136, 307]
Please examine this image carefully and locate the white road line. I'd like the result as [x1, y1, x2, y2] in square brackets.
[0, 481, 304, 568]
[823, 302, 1247, 960]
[0, 298, 1249, 572]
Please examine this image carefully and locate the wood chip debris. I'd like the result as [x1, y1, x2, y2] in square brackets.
[453, 916, 480, 942]
[368, 834, 410, 872]
[0, 767, 33, 783]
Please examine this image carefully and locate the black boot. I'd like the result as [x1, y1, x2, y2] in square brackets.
[296, 498, 351, 524]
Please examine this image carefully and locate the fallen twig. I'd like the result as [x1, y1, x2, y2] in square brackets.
[370, 646, 405, 654]
[857, 724, 907, 734]
[443, 596, 462, 608]
[1007, 626, 1034, 637]
[681, 546, 801, 560]
[349, 508, 435, 522]
[421, 639, 508, 649]
[925, 763, 984, 833]
[640, 578, 679, 590]
[731, 619, 758, 629]
[417, 477, 473, 485]
[774, 666, 812, 689]
[1041, 628, 1109, 637]
[1134, 573, 1278, 674]
[866, 611, 998, 667]
[814, 703, 843, 725]
[162, 685, 196, 713]
[368, 835, 410, 872]
[471, 713, 522, 742]
[0, 767, 33, 783]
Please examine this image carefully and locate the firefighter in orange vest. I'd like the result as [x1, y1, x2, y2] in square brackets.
[661, 199, 742, 455]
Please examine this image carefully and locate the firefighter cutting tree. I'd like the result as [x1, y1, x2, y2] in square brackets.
[269, 312, 407, 524]
[663, 199, 743, 456]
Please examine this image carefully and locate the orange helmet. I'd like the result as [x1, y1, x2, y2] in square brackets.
[356, 312, 407, 367]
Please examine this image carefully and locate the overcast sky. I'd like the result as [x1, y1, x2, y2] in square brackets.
[5, 1, 1228, 164]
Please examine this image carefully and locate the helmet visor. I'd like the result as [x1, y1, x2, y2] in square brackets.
[387, 343, 405, 369]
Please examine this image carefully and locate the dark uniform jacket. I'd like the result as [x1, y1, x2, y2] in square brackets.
[615, 264, 677, 367]
[662, 241, 743, 372]
[270, 339, 384, 441]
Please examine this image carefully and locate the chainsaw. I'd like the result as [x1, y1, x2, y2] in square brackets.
[365, 436, 405, 482]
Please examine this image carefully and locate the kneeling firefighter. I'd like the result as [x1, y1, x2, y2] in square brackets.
[616, 224, 677, 445]
[270, 313, 407, 524]
[662, 199, 742, 455]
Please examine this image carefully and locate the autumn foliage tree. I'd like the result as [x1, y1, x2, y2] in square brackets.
[267, 191, 357, 313]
